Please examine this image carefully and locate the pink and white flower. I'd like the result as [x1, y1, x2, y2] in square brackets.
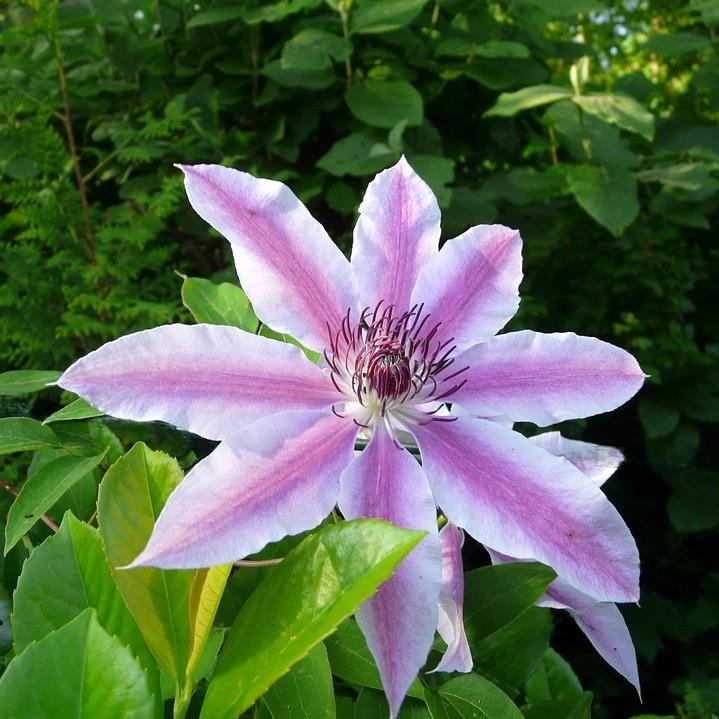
[59, 158, 645, 716]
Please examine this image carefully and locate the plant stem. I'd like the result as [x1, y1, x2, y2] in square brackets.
[0, 480, 60, 533]
[339, 1, 353, 88]
[173, 681, 193, 719]
[51, 26, 96, 265]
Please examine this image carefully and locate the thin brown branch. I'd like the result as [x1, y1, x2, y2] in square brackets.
[52, 34, 96, 265]
[0, 479, 60, 533]
[233, 557, 283, 567]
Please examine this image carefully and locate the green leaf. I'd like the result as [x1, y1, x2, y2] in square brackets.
[351, 0, 429, 34]
[637, 163, 717, 192]
[0, 610, 156, 719]
[186, 7, 245, 29]
[409, 154, 454, 208]
[5, 451, 106, 553]
[346, 79, 423, 128]
[638, 397, 680, 439]
[97, 443, 195, 682]
[181, 276, 258, 331]
[521, 691, 593, 719]
[241, 0, 321, 25]
[573, 94, 654, 140]
[484, 85, 571, 117]
[519, 0, 606, 15]
[471, 607, 553, 695]
[428, 674, 524, 719]
[566, 164, 639, 236]
[525, 648, 583, 703]
[44, 398, 104, 424]
[325, 618, 424, 699]
[645, 32, 712, 57]
[263, 60, 335, 89]
[282, 29, 348, 71]
[0, 418, 60, 456]
[0, 370, 60, 396]
[317, 132, 397, 176]
[667, 468, 719, 533]
[476, 41, 531, 59]
[11, 514, 159, 698]
[255, 643, 335, 719]
[201, 519, 425, 719]
[463, 563, 557, 644]
[355, 687, 430, 718]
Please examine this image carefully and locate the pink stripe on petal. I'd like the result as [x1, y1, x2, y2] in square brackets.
[453, 331, 646, 426]
[351, 157, 441, 313]
[59, 324, 339, 441]
[130, 411, 358, 568]
[432, 523, 472, 674]
[339, 429, 441, 718]
[413, 417, 639, 603]
[410, 224, 522, 351]
[179, 164, 358, 351]
[529, 432, 624, 486]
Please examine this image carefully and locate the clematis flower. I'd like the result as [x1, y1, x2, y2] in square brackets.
[59, 158, 645, 717]
[434, 432, 639, 694]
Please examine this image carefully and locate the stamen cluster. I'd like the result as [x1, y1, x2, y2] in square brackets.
[324, 302, 468, 430]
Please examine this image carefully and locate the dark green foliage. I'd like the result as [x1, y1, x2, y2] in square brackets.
[0, 0, 717, 717]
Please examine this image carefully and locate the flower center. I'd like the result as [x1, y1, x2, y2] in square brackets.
[324, 302, 468, 434]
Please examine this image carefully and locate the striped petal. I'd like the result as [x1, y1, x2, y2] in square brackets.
[352, 157, 441, 313]
[130, 411, 358, 568]
[453, 331, 646, 426]
[179, 164, 358, 351]
[339, 428, 441, 718]
[413, 416, 639, 603]
[59, 324, 339, 441]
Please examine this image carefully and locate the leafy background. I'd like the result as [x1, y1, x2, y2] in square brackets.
[0, 0, 718, 717]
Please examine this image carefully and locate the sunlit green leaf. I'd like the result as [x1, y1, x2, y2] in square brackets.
[0, 370, 60, 397]
[485, 85, 571, 117]
[43, 398, 104, 424]
[0, 418, 60, 456]
[181, 275, 258, 331]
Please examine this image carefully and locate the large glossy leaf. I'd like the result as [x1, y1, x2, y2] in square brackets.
[463, 563, 556, 644]
[201, 519, 425, 719]
[97, 442, 195, 683]
[0, 609, 156, 719]
[255, 643, 335, 719]
[180, 275, 258, 331]
[484, 85, 571, 117]
[43, 398, 104, 424]
[566, 164, 640, 236]
[11, 513, 156, 670]
[0, 370, 60, 396]
[0, 418, 60, 456]
[4, 451, 106, 553]
[325, 618, 425, 699]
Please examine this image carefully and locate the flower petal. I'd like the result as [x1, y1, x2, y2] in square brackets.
[432, 523, 472, 674]
[487, 548, 640, 695]
[412, 417, 639, 602]
[130, 411, 358, 568]
[410, 225, 522, 351]
[351, 157, 441, 313]
[179, 164, 358, 351]
[453, 331, 646, 426]
[338, 428, 441, 718]
[530, 432, 624, 486]
[59, 324, 339, 441]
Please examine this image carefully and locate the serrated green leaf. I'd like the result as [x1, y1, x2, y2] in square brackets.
[485, 85, 571, 117]
[181, 276, 258, 331]
[0, 609, 156, 719]
[0, 370, 60, 397]
[5, 451, 106, 553]
[346, 79, 423, 128]
[11, 513, 160, 709]
[201, 519, 425, 719]
[463, 563, 556, 644]
[44, 398, 104, 424]
[255, 643, 335, 719]
[0, 418, 60, 456]
[97, 443, 195, 682]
